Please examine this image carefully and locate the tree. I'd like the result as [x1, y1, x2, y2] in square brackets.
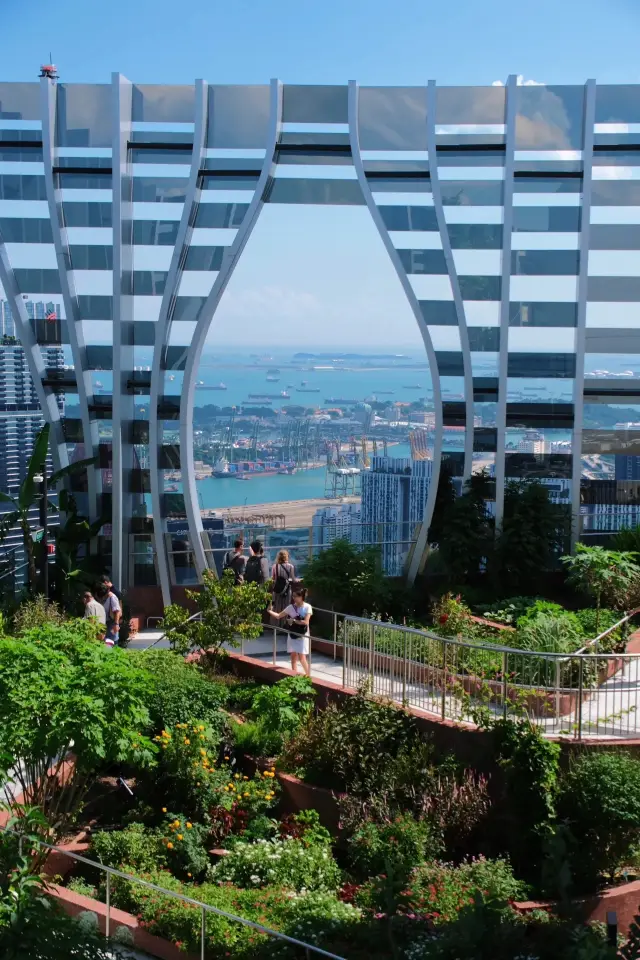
[0, 623, 155, 845]
[162, 568, 269, 657]
[561, 544, 640, 632]
[0, 425, 96, 592]
[437, 471, 495, 585]
[427, 464, 456, 547]
[53, 489, 106, 605]
[493, 481, 570, 593]
[304, 539, 390, 613]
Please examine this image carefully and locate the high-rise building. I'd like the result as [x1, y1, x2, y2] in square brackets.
[3, 77, 640, 604]
[361, 457, 432, 575]
[312, 503, 363, 553]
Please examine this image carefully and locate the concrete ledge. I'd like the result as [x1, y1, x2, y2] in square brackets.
[514, 877, 640, 936]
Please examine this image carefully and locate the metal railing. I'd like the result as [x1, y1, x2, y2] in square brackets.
[0, 825, 345, 960]
[240, 607, 640, 741]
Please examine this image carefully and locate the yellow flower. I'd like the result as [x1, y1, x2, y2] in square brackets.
[186, 822, 193, 829]
[243, 776, 248, 781]
[187, 872, 192, 878]
[200, 749, 207, 756]
[162, 807, 167, 813]
[199, 725, 204, 731]
[177, 834, 183, 841]
[243, 792, 249, 798]
[200, 735, 205, 740]
[234, 774, 240, 780]
[184, 738, 191, 745]
[167, 842, 173, 849]
[173, 820, 180, 827]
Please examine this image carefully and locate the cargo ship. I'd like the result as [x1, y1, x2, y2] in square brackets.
[197, 382, 227, 390]
[248, 391, 290, 400]
[296, 387, 320, 393]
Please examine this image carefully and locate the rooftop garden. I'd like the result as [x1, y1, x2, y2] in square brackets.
[1, 584, 640, 959]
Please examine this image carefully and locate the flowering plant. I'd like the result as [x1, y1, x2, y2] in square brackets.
[160, 813, 210, 880]
[209, 837, 342, 893]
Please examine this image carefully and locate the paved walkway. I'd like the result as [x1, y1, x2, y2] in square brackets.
[130, 630, 640, 740]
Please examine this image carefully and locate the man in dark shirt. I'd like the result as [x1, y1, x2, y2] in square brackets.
[223, 539, 247, 584]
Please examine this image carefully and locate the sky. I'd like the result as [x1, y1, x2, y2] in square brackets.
[2, 0, 640, 346]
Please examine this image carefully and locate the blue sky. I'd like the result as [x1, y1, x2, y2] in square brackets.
[3, 0, 640, 346]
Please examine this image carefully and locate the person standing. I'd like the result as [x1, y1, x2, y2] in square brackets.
[270, 585, 312, 676]
[271, 549, 295, 613]
[223, 538, 246, 584]
[83, 591, 106, 638]
[244, 540, 270, 585]
[100, 584, 122, 647]
[99, 575, 122, 602]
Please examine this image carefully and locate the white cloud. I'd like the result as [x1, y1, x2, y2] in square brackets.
[492, 76, 545, 86]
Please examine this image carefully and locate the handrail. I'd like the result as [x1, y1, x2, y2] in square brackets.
[575, 606, 640, 654]
[140, 611, 203, 653]
[0, 824, 346, 959]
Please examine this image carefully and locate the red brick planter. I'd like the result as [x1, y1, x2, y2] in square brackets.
[514, 877, 640, 937]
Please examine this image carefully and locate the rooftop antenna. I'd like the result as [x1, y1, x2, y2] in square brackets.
[39, 54, 58, 81]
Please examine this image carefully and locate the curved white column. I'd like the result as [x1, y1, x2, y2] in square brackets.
[348, 80, 443, 584]
[179, 78, 283, 580]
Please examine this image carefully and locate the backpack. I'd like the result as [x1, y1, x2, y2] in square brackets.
[244, 555, 265, 584]
[273, 563, 292, 596]
[223, 551, 244, 585]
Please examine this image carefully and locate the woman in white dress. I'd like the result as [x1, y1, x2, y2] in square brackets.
[269, 586, 312, 676]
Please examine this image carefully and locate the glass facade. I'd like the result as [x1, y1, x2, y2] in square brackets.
[2, 76, 640, 601]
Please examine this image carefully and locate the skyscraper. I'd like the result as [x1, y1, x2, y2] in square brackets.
[312, 503, 363, 554]
[361, 457, 432, 575]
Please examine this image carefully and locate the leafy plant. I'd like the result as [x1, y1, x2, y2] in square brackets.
[0, 626, 155, 845]
[160, 814, 210, 880]
[209, 837, 342, 893]
[304, 539, 391, 614]
[476, 596, 542, 625]
[163, 568, 269, 658]
[90, 822, 166, 875]
[233, 675, 315, 757]
[513, 611, 584, 654]
[431, 593, 476, 637]
[433, 471, 495, 585]
[278, 810, 332, 848]
[556, 751, 640, 890]
[11, 595, 65, 634]
[348, 814, 442, 882]
[562, 544, 640, 630]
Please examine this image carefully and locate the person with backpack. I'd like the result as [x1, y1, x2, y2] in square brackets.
[269, 585, 312, 676]
[270, 549, 295, 613]
[244, 540, 270, 585]
[223, 538, 246, 585]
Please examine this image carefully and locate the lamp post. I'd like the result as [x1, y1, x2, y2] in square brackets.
[33, 471, 48, 600]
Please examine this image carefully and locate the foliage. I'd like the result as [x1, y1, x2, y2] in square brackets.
[574, 607, 624, 652]
[427, 465, 457, 547]
[53, 489, 106, 606]
[90, 822, 166, 875]
[278, 810, 332, 848]
[431, 593, 476, 637]
[0, 626, 155, 844]
[562, 544, 640, 629]
[348, 814, 443, 882]
[163, 568, 269, 657]
[476, 596, 542, 625]
[512, 611, 584, 654]
[11, 595, 65, 634]
[269, 890, 363, 957]
[160, 814, 210, 880]
[209, 837, 342, 893]
[303, 538, 391, 614]
[233, 675, 315, 757]
[494, 480, 570, 593]
[0, 423, 96, 592]
[126, 648, 230, 731]
[556, 751, 640, 890]
[433, 471, 495, 585]
[66, 877, 98, 898]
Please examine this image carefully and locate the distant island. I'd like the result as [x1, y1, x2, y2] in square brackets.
[292, 353, 410, 360]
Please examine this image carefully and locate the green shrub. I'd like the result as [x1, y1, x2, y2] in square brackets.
[557, 751, 640, 889]
[278, 810, 332, 848]
[160, 814, 210, 880]
[232, 676, 315, 758]
[90, 823, 166, 874]
[12, 595, 65, 634]
[513, 611, 584, 653]
[348, 814, 442, 882]
[66, 877, 99, 899]
[209, 837, 342, 893]
[574, 608, 624, 652]
[269, 891, 362, 957]
[517, 599, 567, 622]
[476, 596, 542, 625]
[126, 649, 229, 731]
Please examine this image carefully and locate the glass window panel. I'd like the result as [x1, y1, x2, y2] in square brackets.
[590, 224, 640, 249]
[458, 276, 501, 300]
[593, 150, 640, 165]
[595, 86, 640, 125]
[468, 327, 500, 351]
[0, 146, 43, 162]
[435, 86, 505, 125]
[58, 173, 111, 189]
[592, 181, 640, 205]
[396, 249, 447, 274]
[131, 178, 187, 202]
[511, 250, 579, 275]
[440, 182, 503, 205]
[267, 178, 364, 205]
[358, 87, 428, 151]
[68, 245, 113, 269]
[129, 271, 167, 295]
[201, 175, 259, 190]
[132, 85, 195, 123]
[512, 206, 581, 231]
[365, 175, 430, 192]
[509, 302, 577, 327]
[515, 85, 585, 149]
[170, 297, 206, 322]
[418, 301, 458, 325]
[77, 294, 113, 320]
[512, 176, 582, 193]
[131, 220, 180, 245]
[13, 269, 61, 293]
[507, 377, 574, 402]
[56, 84, 112, 147]
[63, 202, 112, 227]
[206, 85, 271, 149]
[585, 329, 640, 353]
[282, 85, 348, 123]
[436, 149, 505, 166]
[507, 353, 576, 377]
[447, 223, 503, 248]
[506, 402, 574, 428]
[0, 83, 41, 120]
[436, 352, 465, 376]
[183, 247, 224, 271]
[0, 175, 47, 200]
[0, 218, 52, 242]
[505, 453, 572, 478]
[587, 276, 640, 301]
[130, 148, 191, 165]
[194, 202, 248, 228]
